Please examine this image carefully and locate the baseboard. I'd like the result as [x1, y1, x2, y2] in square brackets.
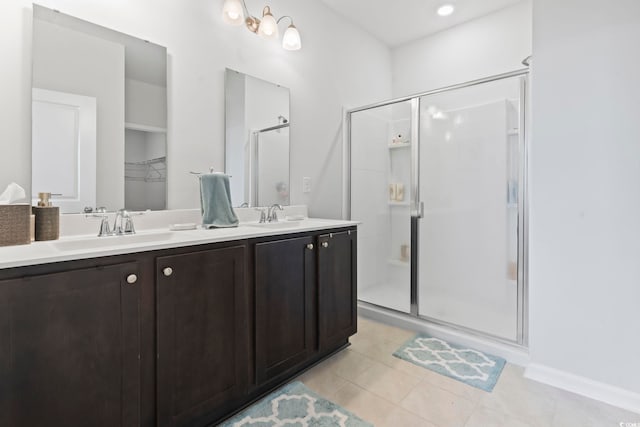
[525, 363, 640, 414]
[357, 302, 530, 366]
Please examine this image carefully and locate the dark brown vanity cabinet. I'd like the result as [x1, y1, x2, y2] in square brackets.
[156, 245, 250, 427]
[0, 226, 357, 427]
[253, 229, 358, 385]
[0, 262, 141, 427]
[318, 230, 358, 351]
[254, 235, 317, 384]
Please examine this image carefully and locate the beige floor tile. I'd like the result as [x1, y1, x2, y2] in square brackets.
[322, 348, 377, 382]
[357, 318, 416, 345]
[339, 317, 639, 427]
[465, 405, 534, 427]
[296, 362, 349, 401]
[418, 368, 487, 403]
[349, 333, 430, 379]
[400, 380, 477, 427]
[351, 360, 422, 403]
[551, 388, 640, 427]
[480, 372, 557, 427]
[379, 406, 438, 427]
[331, 382, 396, 426]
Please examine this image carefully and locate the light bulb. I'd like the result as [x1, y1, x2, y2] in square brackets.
[222, 0, 244, 26]
[437, 4, 455, 16]
[258, 7, 278, 39]
[282, 24, 301, 51]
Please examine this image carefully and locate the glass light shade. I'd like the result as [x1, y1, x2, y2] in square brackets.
[282, 24, 301, 51]
[437, 4, 455, 16]
[258, 10, 278, 39]
[222, 0, 244, 26]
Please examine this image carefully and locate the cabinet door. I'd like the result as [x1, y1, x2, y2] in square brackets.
[156, 245, 248, 427]
[0, 262, 140, 427]
[255, 235, 316, 384]
[318, 230, 358, 351]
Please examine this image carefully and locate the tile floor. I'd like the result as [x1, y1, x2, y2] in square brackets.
[294, 316, 639, 427]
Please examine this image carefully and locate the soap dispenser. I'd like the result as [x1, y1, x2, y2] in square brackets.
[32, 192, 60, 241]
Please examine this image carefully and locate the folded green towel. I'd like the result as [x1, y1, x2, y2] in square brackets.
[199, 173, 239, 228]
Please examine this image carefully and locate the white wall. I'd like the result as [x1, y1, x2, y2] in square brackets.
[0, 0, 392, 218]
[391, 1, 532, 97]
[528, 0, 640, 399]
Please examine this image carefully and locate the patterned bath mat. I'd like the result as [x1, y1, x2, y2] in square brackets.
[393, 334, 506, 392]
[219, 381, 372, 427]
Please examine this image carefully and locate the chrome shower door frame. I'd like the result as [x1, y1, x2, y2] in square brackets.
[345, 68, 530, 347]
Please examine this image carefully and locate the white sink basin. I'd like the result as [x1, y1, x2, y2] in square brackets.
[53, 232, 177, 252]
[244, 221, 301, 229]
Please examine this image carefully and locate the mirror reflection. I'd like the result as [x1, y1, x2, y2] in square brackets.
[225, 69, 290, 207]
[31, 5, 168, 213]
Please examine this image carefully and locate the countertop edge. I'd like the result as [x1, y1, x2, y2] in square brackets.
[0, 219, 359, 270]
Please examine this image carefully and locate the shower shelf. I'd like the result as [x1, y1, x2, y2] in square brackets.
[388, 142, 411, 149]
[507, 129, 519, 136]
[387, 258, 409, 267]
[388, 201, 409, 207]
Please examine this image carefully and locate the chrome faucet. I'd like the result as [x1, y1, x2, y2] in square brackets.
[87, 208, 143, 237]
[113, 209, 143, 235]
[267, 204, 284, 223]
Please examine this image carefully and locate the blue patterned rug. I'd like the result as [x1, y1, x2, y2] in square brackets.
[219, 381, 372, 427]
[393, 334, 506, 392]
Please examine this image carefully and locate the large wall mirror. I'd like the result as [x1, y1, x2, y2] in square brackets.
[225, 69, 290, 208]
[32, 5, 167, 214]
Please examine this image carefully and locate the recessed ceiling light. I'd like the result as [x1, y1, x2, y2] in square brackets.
[437, 4, 455, 16]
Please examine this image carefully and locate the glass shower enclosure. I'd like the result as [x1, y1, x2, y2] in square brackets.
[347, 70, 528, 344]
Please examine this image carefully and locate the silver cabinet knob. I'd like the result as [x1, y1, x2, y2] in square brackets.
[163, 267, 173, 277]
[322, 242, 329, 248]
[306, 243, 314, 250]
[126, 274, 138, 284]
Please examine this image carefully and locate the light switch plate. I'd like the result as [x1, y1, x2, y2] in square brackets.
[303, 177, 311, 193]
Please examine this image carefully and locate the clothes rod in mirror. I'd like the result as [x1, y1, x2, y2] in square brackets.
[222, 0, 302, 51]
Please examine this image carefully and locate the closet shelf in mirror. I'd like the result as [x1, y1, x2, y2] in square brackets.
[125, 122, 167, 133]
[388, 201, 409, 206]
[125, 157, 166, 182]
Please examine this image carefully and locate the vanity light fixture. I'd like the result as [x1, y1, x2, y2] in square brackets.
[221, 0, 302, 50]
[437, 4, 455, 16]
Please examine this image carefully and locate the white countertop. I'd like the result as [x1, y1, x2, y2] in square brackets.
[0, 218, 358, 270]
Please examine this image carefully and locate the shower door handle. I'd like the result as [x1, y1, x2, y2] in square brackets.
[411, 202, 424, 219]
[410, 97, 422, 219]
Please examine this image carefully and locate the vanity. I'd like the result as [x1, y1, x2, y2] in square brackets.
[3, 6, 358, 425]
[0, 217, 357, 426]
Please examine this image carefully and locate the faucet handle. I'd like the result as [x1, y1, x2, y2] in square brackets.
[267, 204, 284, 223]
[123, 216, 136, 234]
[121, 210, 144, 234]
[254, 208, 267, 223]
[85, 214, 112, 237]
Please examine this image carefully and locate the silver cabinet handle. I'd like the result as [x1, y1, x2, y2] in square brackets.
[306, 243, 314, 250]
[163, 267, 173, 277]
[126, 274, 138, 284]
[322, 242, 329, 248]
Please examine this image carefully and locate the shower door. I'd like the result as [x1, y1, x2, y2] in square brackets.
[348, 70, 527, 344]
[349, 100, 415, 313]
[417, 75, 525, 342]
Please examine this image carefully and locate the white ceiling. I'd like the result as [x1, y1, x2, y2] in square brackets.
[319, 0, 524, 47]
